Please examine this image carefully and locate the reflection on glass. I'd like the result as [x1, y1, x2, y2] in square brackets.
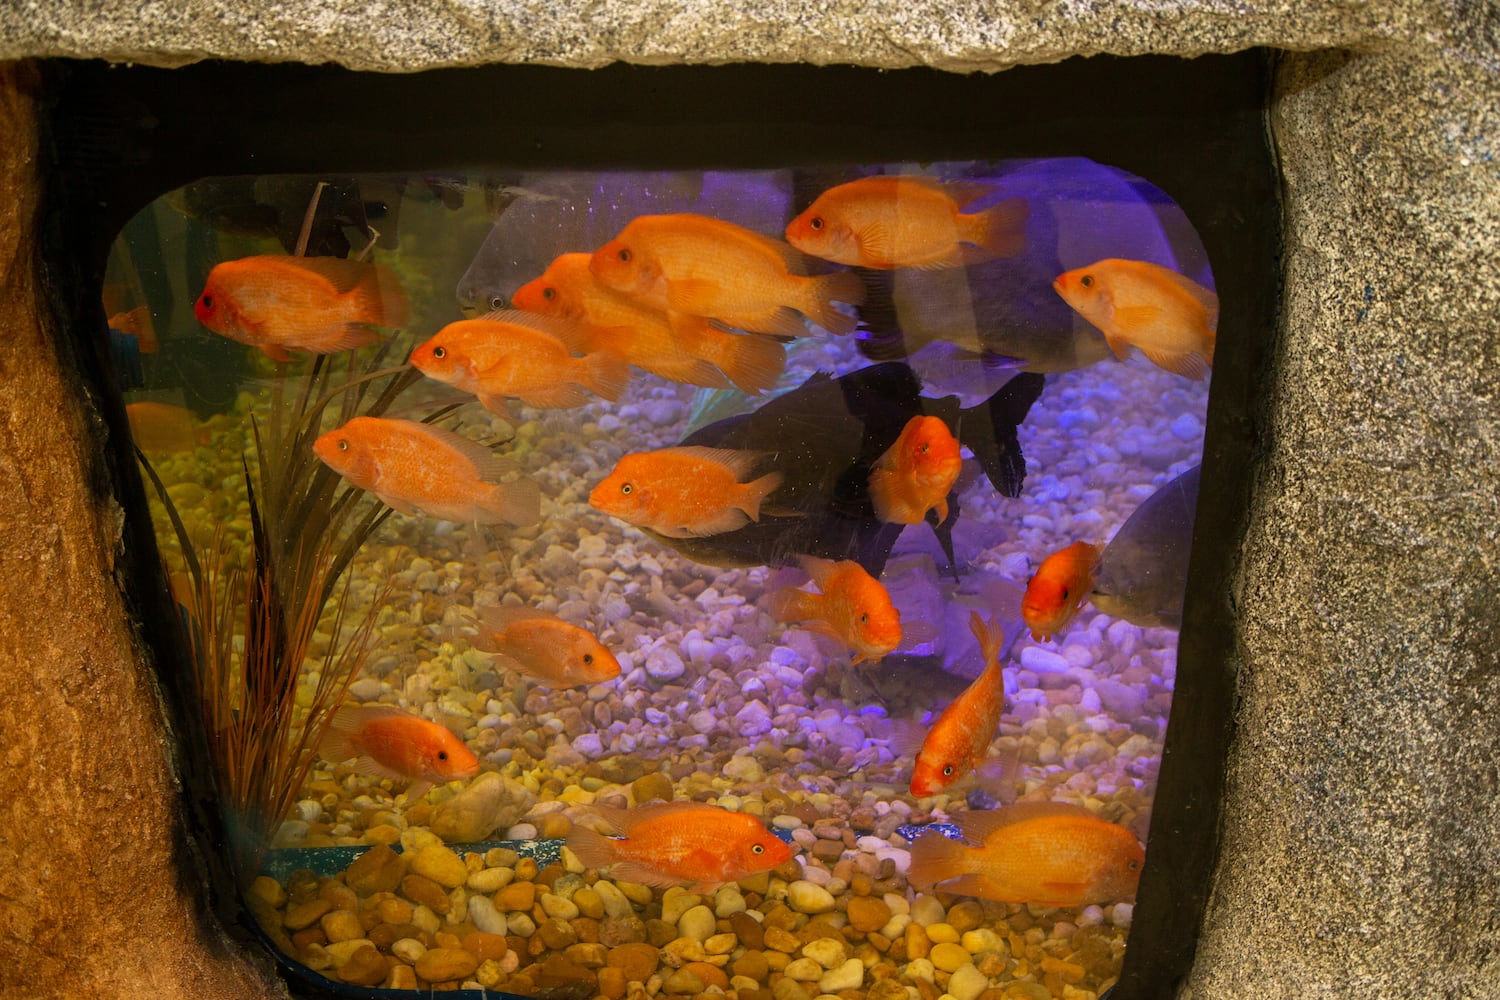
[109, 159, 1213, 998]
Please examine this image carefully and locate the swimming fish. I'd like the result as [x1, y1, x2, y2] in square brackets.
[468, 605, 620, 687]
[193, 254, 409, 363]
[907, 802, 1144, 906]
[108, 306, 158, 354]
[1020, 541, 1102, 642]
[512, 252, 786, 394]
[904, 611, 1009, 797]
[1022, 465, 1200, 640]
[125, 402, 211, 453]
[590, 213, 865, 337]
[785, 176, 1029, 270]
[566, 801, 794, 892]
[589, 446, 785, 538]
[319, 703, 480, 802]
[637, 363, 1044, 579]
[767, 556, 906, 664]
[409, 312, 630, 414]
[312, 416, 541, 526]
[868, 415, 963, 526]
[1053, 258, 1218, 380]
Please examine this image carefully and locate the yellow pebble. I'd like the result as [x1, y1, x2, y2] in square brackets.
[928, 942, 971, 973]
[925, 922, 960, 944]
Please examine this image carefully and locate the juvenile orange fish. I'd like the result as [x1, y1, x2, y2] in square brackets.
[907, 802, 1145, 907]
[589, 446, 784, 539]
[125, 401, 211, 453]
[590, 213, 865, 338]
[785, 176, 1029, 270]
[409, 312, 630, 415]
[108, 306, 158, 353]
[312, 416, 541, 526]
[319, 703, 480, 802]
[469, 604, 620, 687]
[906, 611, 1009, 797]
[1021, 541, 1102, 641]
[868, 414, 964, 525]
[1053, 258, 1218, 380]
[567, 801, 794, 892]
[513, 252, 786, 395]
[193, 254, 409, 362]
[767, 556, 905, 665]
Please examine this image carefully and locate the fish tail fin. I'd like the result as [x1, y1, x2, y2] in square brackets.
[583, 351, 632, 401]
[485, 478, 542, 528]
[566, 823, 620, 873]
[709, 333, 787, 395]
[958, 371, 1046, 498]
[968, 610, 1006, 666]
[737, 471, 785, 523]
[347, 263, 411, 329]
[767, 585, 821, 625]
[974, 746, 1022, 805]
[803, 271, 866, 336]
[967, 197, 1030, 259]
[317, 704, 365, 764]
[907, 831, 970, 890]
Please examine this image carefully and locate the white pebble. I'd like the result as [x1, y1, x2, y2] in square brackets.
[947, 963, 989, 1000]
[819, 958, 865, 992]
[1170, 412, 1203, 440]
[467, 896, 507, 935]
[1020, 646, 1071, 675]
[786, 880, 836, 914]
[645, 648, 685, 681]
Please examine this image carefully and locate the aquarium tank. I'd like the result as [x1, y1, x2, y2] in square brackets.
[58, 55, 1275, 1000]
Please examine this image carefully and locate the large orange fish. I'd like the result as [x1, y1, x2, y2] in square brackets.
[125, 402, 210, 453]
[766, 556, 906, 665]
[1021, 541, 1101, 641]
[868, 414, 964, 526]
[409, 312, 630, 415]
[906, 802, 1145, 907]
[785, 176, 1029, 270]
[1052, 258, 1218, 380]
[469, 605, 620, 687]
[319, 703, 480, 802]
[567, 801, 794, 892]
[906, 611, 1008, 797]
[512, 253, 786, 395]
[312, 416, 541, 526]
[590, 213, 865, 338]
[589, 446, 784, 539]
[193, 255, 409, 362]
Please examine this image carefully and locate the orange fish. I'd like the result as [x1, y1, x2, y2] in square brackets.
[513, 252, 786, 395]
[319, 703, 480, 801]
[767, 556, 906, 665]
[312, 416, 541, 526]
[1021, 541, 1101, 641]
[108, 306, 158, 353]
[785, 176, 1029, 270]
[193, 255, 409, 363]
[590, 213, 865, 338]
[868, 414, 964, 526]
[905, 611, 1009, 797]
[589, 446, 784, 539]
[125, 401, 210, 453]
[907, 802, 1145, 907]
[469, 605, 620, 687]
[409, 312, 630, 415]
[1052, 258, 1218, 380]
[567, 801, 794, 892]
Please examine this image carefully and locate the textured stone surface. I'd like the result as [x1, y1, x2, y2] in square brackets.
[0, 63, 285, 1000]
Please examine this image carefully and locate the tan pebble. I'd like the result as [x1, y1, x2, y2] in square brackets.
[495, 881, 536, 911]
[574, 886, 605, 919]
[962, 929, 1006, 955]
[631, 771, 674, 804]
[730, 910, 765, 950]
[324, 938, 376, 967]
[319, 909, 365, 943]
[1039, 957, 1086, 983]
[818, 956, 865, 992]
[905, 924, 930, 960]
[541, 892, 581, 920]
[318, 881, 358, 912]
[784, 958, 822, 981]
[376, 897, 414, 925]
[947, 901, 986, 933]
[536, 952, 597, 987]
[538, 916, 578, 949]
[514, 857, 539, 880]
[476, 958, 505, 988]
[846, 895, 891, 933]
[661, 967, 706, 994]
[410, 905, 442, 935]
[566, 942, 609, 968]
[415, 946, 479, 982]
[363, 824, 403, 845]
[607, 941, 660, 982]
[410, 844, 468, 889]
[539, 813, 572, 839]
[731, 950, 769, 980]
[704, 931, 737, 956]
[764, 926, 803, 953]
[868, 978, 908, 1000]
[464, 931, 508, 961]
[773, 976, 811, 1000]
[335, 944, 389, 987]
[401, 874, 452, 916]
[284, 899, 334, 931]
[467, 867, 513, 893]
[345, 843, 407, 895]
[391, 938, 427, 964]
[929, 942, 971, 973]
[599, 965, 628, 999]
[249, 875, 286, 909]
[299, 942, 332, 972]
[384, 963, 417, 989]
[802, 936, 848, 969]
[730, 974, 765, 993]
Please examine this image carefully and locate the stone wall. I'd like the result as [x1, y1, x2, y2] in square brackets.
[0, 2, 1496, 999]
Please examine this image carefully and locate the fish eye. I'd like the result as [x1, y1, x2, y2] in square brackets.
[620, 483, 632, 494]
[543, 287, 556, 300]
[1080, 274, 1094, 288]
[583, 653, 593, 665]
[942, 765, 954, 776]
[1129, 859, 1141, 871]
[1061, 587, 1070, 600]
[432, 345, 446, 360]
[437, 750, 448, 761]
[618, 247, 632, 263]
[751, 843, 765, 855]
[489, 294, 505, 309]
[336, 439, 349, 451]
[200, 295, 213, 309]
[809, 217, 824, 231]
[859, 613, 868, 623]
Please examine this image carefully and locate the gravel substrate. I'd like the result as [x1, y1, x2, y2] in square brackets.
[145, 328, 1206, 999]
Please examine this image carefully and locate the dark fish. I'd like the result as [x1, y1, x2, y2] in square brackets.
[855, 158, 1213, 374]
[1091, 463, 1200, 629]
[639, 362, 1045, 579]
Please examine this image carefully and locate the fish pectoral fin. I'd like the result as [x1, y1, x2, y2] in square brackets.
[915, 244, 993, 270]
[935, 874, 1009, 901]
[665, 279, 724, 316]
[1138, 345, 1211, 380]
[477, 394, 513, 419]
[519, 383, 593, 408]
[1037, 879, 1092, 901]
[260, 343, 296, 363]
[1103, 333, 1134, 362]
[374, 492, 421, 516]
[402, 779, 434, 803]
[595, 859, 687, 890]
[854, 223, 895, 266]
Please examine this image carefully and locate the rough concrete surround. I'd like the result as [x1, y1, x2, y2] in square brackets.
[0, 3, 1496, 1000]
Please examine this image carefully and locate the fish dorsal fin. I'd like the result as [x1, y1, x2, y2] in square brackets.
[478, 308, 588, 352]
[1138, 345, 1211, 381]
[952, 801, 1098, 843]
[796, 555, 839, 590]
[967, 610, 1005, 665]
[474, 604, 555, 636]
[897, 619, 941, 650]
[596, 799, 722, 834]
[276, 255, 379, 294]
[888, 717, 928, 758]
[655, 445, 766, 481]
[395, 420, 518, 481]
[936, 178, 1000, 209]
[1157, 269, 1220, 328]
